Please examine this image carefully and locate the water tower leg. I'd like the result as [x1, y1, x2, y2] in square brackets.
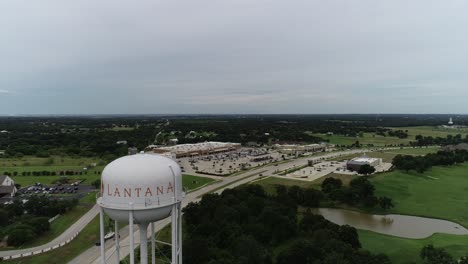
[178, 203, 182, 264]
[99, 207, 106, 264]
[129, 210, 134, 264]
[139, 223, 149, 264]
[171, 204, 177, 264]
[115, 220, 120, 264]
[151, 222, 156, 264]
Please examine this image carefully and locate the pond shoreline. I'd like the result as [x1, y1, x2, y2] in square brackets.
[312, 208, 468, 239]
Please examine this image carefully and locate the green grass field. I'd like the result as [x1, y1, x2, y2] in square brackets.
[372, 164, 468, 227]
[359, 230, 468, 264]
[253, 160, 468, 263]
[313, 126, 468, 147]
[398, 126, 468, 139]
[330, 147, 439, 163]
[0, 156, 105, 167]
[182, 174, 216, 191]
[356, 163, 468, 263]
[312, 132, 413, 146]
[252, 176, 318, 195]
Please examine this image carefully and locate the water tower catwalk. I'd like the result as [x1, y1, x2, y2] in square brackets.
[97, 154, 184, 264]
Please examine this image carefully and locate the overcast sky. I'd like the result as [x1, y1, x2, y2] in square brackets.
[1, 0, 468, 115]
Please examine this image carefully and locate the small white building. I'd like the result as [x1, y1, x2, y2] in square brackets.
[0, 175, 17, 203]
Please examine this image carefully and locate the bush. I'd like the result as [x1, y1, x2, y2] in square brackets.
[7, 225, 35, 247]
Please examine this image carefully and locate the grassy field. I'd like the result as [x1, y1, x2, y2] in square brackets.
[0, 156, 105, 167]
[355, 163, 468, 262]
[359, 230, 468, 264]
[330, 147, 439, 163]
[313, 126, 468, 146]
[252, 176, 318, 194]
[253, 159, 468, 263]
[181, 174, 216, 191]
[371, 163, 468, 227]
[398, 126, 468, 139]
[312, 132, 409, 146]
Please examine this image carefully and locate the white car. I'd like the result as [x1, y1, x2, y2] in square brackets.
[104, 232, 115, 240]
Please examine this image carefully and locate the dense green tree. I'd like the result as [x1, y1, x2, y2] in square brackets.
[7, 225, 35, 247]
[357, 164, 376, 175]
[378, 196, 394, 210]
[321, 177, 343, 193]
[420, 245, 455, 264]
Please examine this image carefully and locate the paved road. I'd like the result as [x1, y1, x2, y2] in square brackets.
[0, 203, 100, 259]
[0, 147, 392, 261]
[70, 148, 379, 264]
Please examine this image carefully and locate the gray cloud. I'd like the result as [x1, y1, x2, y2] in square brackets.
[1, 0, 468, 114]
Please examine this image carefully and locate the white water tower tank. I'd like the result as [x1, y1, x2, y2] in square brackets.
[98, 154, 182, 223]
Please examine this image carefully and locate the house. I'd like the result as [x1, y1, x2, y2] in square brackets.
[0, 175, 17, 203]
[128, 147, 138, 155]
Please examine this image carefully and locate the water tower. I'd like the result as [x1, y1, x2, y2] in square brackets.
[97, 154, 184, 264]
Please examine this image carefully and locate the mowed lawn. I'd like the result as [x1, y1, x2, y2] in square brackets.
[360, 164, 468, 263]
[330, 147, 439, 163]
[312, 132, 412, 146]
[398, 126, 468, 139]
[182, 174, 216, 191]
[358, 230, 468, 264]
[371, 163, 468, 227]
[252, 176, 319, 195]
[313, 126, 468, 146]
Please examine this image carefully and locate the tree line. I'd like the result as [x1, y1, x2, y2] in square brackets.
[392, 150, 468, 173]
[321, 177, 393, 210]
[411, 134, 468, 147]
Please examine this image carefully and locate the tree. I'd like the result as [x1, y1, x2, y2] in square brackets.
[338, 225, 361, 249]
[7, 225, 36, 247]
[358, 164, 376, 175]
[378, 196, 394, 210]
[420, 244, 455, 264]
[92, 179, 101, 189]
[321, 178, 343, 193]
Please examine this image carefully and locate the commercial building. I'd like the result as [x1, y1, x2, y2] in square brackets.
[146, 142, 241, 158]
[346, 156, 382, 172]
[274, 143, 328, 155]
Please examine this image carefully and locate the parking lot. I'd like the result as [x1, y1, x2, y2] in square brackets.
[177, 148, 284, 176]
[17, 182, 95, 199]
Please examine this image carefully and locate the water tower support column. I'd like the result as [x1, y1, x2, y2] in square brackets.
[151, 222, 156, 264]
[171, 204, 177, 264]
[129, 205, 134, 264]
[115, 220, 120, 264]
[171, 202, 182, 264]
[139, 222, 149, 264]
[100, 207, 106, 264]
[178, 203, 182, 264]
